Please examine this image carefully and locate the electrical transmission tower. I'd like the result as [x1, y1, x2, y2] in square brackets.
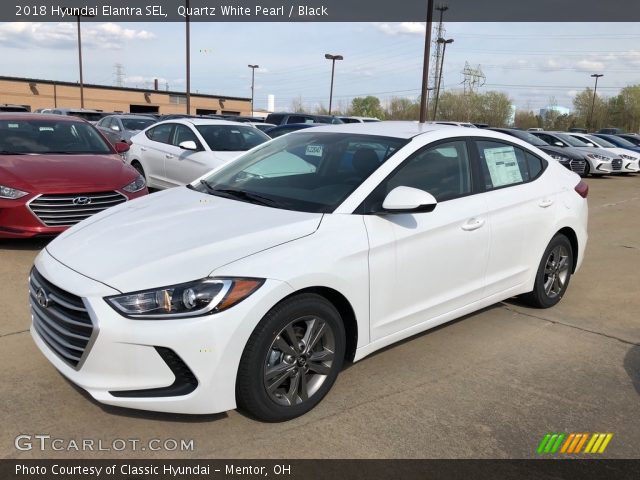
[461, 62, 486, 94]
[428, 4, 449, 113]
[114, 63, 125, 87]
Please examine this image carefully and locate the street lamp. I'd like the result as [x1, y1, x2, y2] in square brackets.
[76, 14, 94, 109]
[185, 0, 191, 115]
[588, 73, 604, 131]
[248, 64, 259, 116]
[324, 53, 343, 115]
[432, 37, 454, 120]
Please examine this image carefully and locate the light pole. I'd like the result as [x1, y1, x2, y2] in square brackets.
[324, 53, 343, 115]
[588, 73, 603, 131]
[433, 37, 454, 120]
[185, 0, 191, 115]
[248, 64, 259, 115]
[76, 15, 93, 108]
[419, 0, 435, 122]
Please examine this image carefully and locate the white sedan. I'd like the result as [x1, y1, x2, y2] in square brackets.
[566, 132, 640, 173]
[126, 118, 270, 189]
[30, 123, 588, 421]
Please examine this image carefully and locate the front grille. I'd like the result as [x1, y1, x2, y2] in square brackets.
[29, 268, 95, 369]
[28, 191, 127, 227]
[611, 159, 623, 171]
[569, 159, 586, 175]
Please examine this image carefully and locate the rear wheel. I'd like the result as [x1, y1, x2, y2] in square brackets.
[236, 294, 345, 422]
[521, 234, 573, 308]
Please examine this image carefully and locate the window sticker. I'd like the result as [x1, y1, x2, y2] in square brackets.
[483, 146, 523, 187]
[305, 145, 323, 157]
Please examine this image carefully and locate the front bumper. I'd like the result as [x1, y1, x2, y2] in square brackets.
[0, 189, 146, 239]
[30, 249, 294, 414]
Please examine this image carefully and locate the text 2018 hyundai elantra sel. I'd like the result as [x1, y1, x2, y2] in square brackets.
[30, 123, 588, 421]
[0, 114, 147, 238]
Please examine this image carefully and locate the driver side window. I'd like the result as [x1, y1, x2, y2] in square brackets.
[363, 140, 472, 212]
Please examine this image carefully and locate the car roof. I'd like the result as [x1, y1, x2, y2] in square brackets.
[156, 118, 247, 127]
[108, 114, 155, 120]
[295, 121, 462, 139]
[0, 112, 87, 122]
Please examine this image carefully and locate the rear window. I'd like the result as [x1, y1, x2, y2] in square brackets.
[196, 125, 269, 151]
[121, 118, 155, 131]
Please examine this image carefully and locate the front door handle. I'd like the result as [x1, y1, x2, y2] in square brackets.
[539, 198, 554, 208]
[461, 218, 485, 231]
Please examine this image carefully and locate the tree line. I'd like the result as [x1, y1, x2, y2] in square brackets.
[290, 83, 640, 133]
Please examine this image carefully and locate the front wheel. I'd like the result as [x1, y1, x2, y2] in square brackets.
[236, 294, 345, 422]
[521, 234, 574, 308]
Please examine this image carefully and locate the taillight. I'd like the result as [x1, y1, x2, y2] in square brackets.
[574, 180, 589, 198]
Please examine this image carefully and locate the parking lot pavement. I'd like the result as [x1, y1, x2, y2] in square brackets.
[1, 176, 638, 459]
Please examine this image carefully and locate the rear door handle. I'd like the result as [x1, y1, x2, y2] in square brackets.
[539, 198, 554, 208]
[461, 218, 485, 231]
[140, 147, 147, 152]
[165, 154, 174, 159]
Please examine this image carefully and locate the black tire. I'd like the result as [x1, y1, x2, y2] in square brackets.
[521, 234, 574, 308]
[236, 293, 345, 422]
[131, 160, 146, 180]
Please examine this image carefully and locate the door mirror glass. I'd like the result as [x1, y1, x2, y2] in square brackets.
[381, 186, 437, 214]
[179, 140, 198, 151]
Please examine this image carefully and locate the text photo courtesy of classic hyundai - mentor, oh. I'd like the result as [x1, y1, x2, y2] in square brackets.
[28, 122, 588, 421]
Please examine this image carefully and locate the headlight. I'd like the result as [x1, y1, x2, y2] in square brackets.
[106, 277, 264, 319]
[620, 153, 638, 161]
[586, 153, 612, 162]
[122, 174, 146, 193]
[0, 185, 28, 199]
[549, 154, 570, 162]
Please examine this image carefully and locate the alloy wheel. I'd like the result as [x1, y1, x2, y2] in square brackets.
[543, 245, 570, 298]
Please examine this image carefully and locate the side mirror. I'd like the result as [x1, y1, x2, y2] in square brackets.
[111, 125, 120, 132]
[179, 140, 198, 151]
[380, 186, 437, 214]
[114, 142, 129, 154]
[554, 141, 564, 147]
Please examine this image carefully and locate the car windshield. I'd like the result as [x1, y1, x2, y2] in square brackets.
[556, 133, 591, 148]
[587, 135, 614, 148]
[196, 124, 270, 151]
[195, 132, 408, 213]
[0, 119, 113, 154]
[121, 118, 155, 131]
[512, 131, 548, 146]
[69, 112, 104, 122]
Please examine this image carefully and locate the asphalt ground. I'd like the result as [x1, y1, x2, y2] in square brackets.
[1, 175, 638, 459]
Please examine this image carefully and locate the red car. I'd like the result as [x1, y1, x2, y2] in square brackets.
[0, 113, 148, 238]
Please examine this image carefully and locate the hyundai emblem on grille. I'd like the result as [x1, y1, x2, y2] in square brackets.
[36, 288, 50, 308]
[72, 196, 92, 205]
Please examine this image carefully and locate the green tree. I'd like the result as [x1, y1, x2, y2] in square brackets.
[350, 96, 385, 119]
[387, 96, 419, 120]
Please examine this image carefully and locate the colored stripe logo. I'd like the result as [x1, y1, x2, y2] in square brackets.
[537, 433, 613, 454]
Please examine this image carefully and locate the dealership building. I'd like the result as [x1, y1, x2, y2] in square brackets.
[0, 76, 251, 115]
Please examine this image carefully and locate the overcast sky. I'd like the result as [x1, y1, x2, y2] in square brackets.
[1, 21, 638, 112]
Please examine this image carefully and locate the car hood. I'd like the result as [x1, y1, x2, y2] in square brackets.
[0, 153, 136, 192]
[46, 187, 323, 293]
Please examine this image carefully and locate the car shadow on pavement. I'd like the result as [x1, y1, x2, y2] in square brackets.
[624, 345, 640, 396]
[0, 238, 52, 251]
[341, 303, 505, 371]
[59, 374, 229, 423]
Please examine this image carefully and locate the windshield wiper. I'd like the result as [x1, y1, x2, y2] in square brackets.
[210, 187, 279, 207]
